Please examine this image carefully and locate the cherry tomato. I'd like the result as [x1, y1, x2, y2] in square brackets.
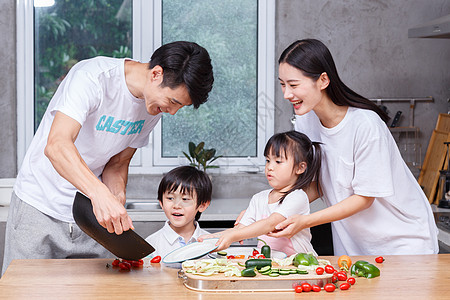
[131, 260, 143, 267]
[375, 256, 385, 263]
[301, 283, 312, 292]
[312, 285, 321, 292]
[294, 285, 302, 293]
[336, 271, 348, 281]
[340, 282, 351, 290]
[315, 267, 324, 275]
[252, 249, 259, 256]
[227, 255, 235, 259]
[331, 274, 338, 283]
[150, 255, 161, 263]
[324, 283, 336, 292]
[347, 277, 356, 285]
[324, 264, 335, 274]
[118, 262, 131, 270]
[111, 259, 120, 267]
[257, 254, 266, 259]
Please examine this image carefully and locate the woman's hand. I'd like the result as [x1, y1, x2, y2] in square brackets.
[268, 214, 308, 239]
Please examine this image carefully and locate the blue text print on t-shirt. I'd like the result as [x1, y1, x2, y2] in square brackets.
[96, 115, 145, 135]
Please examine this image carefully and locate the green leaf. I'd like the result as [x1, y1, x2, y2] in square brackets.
[194, 142, 205, 156]
[188, 142, 196, 158]
[182, 152, 192, 163]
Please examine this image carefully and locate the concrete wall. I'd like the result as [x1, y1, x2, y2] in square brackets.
[275, 0, 450, 177]
[0, 0, 17, 178]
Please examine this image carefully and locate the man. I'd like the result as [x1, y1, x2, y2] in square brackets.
[2, 41, 214, 275]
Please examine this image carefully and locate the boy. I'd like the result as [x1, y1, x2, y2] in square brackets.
[146, 166, 212, 260]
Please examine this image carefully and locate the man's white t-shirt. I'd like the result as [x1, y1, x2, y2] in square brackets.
[239, 189, 317, 256]
[15, 57, 161, 222]
[295, 107, 439, 255]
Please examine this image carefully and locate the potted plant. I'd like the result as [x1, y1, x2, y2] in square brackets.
[182, 141, 222, 172]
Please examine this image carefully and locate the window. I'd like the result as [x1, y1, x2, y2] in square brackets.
[17, 0, 275, 173]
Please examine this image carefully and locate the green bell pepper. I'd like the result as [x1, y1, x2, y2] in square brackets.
[350, 260, 380, 279]
[293, 253, 319, 267]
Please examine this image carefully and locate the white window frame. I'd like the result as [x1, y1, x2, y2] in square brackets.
[16, 0, 275, 174]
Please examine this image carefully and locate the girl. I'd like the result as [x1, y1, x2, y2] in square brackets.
[199, 131, 321, 256]
[270, 39, 438, 255]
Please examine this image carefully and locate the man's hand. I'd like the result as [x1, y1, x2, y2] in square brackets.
[90, 186, 134, 235]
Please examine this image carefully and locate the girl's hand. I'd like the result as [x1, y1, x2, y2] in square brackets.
[197, 232, 222, 242]
[234, 209, 246, 226]
[214, 229, 238, 251]
[268, 214, 307, 239]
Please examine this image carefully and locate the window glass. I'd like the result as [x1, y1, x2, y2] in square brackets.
[161, 0, 258, 157]
[34, 0, 132, 131]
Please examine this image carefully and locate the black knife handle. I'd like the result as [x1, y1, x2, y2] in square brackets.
[390, 111, 402, 127]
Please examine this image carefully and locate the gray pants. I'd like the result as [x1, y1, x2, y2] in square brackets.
[2, 192, 112, 276]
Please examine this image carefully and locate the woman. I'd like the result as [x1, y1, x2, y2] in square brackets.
[269, 39, 438, 256]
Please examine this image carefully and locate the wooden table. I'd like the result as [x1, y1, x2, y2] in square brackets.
[1, 254, 449, 299]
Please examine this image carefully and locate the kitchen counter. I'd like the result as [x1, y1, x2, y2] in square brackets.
[1, 254, 449, 299]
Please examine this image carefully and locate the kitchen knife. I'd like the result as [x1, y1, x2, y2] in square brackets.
[390, 111, 402, 127]
[72, 191, 155, 260]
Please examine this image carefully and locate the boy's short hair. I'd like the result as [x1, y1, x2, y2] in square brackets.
[149, 41, 214, 109]
[158, 166, 212, 221]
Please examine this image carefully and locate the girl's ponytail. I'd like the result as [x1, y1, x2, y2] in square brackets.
[309, 141, 322, 198]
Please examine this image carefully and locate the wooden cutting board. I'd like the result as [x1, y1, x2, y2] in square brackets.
[181, 261, 333, 292]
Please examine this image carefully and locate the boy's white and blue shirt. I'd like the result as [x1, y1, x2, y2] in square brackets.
[145, 221, 209, 266]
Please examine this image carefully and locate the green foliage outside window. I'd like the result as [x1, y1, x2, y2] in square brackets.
[34, 0, 132, 131]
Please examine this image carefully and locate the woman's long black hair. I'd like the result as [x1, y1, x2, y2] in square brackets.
[279, 39, 389, 123]
[264, 131, 321, 203]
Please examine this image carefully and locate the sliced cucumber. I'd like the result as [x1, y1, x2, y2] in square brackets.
[297, 269, 308, 274]
[261, 270, 272, 275]
[279, 270, 291, 275]
[217, 251, 227, 256]
[269, 272, 280, 277]
[289, 269, 297, 274]
[259, 265, 271, 273]
[271, 268, 279, 273]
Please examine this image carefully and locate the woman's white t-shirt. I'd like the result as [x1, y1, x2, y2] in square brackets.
[295, 107, 438, 255]
[239, 189, 317, 256]
[15, 57, 161, 222]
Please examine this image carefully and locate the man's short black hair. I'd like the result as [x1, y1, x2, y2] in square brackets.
[158, 166, 212, 221]
[149, 41, 214, 109]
